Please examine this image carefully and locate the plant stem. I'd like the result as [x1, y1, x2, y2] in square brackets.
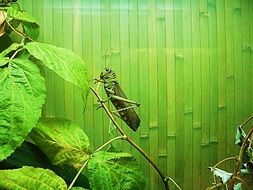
[9, 47, 23, 60]
[5, 19, 34, 42]
[212, 156, 237, 168]
[228, 126, 253, 190]
[94, 135, 126, 153]
[240, 115, 253, 129]
[67, 159, 89, 190]
[168, 177, 182, 190]
[125, 135, 170, 189]
[234, 176, 248, 189]
[209, 156, 237, 188]
[90, 86, 178, 190]
[205, 183, 225, 190]
[90, 87, 125, 136]
[67, 135, 125, 190]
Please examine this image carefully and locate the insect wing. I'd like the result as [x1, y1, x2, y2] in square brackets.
[108, 83, 140, 131]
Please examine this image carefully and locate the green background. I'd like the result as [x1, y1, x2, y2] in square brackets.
[20, 0, 253, 189]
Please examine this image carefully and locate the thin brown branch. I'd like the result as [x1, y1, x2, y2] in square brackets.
[9, 47, 23, 60]
[167, 177, 182, 190]
[6, 19, 34, 42]
[68, 135, 125, 190]
[90, 86, 125, 136]
[229, 126, 253, 190]
[205, 182, 225, 190]
[240, 115, 253, 129]
[67, 159, 89, 190]
[234, 176, 248, 189]
[94, 135, 126, 153]
[212, 156, 237, 169]
[90, 86, 178, 190]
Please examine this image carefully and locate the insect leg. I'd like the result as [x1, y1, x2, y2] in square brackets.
[95, 95, 113, 111]
[110, 95, 140, 106]
[111, 104, 139, 113]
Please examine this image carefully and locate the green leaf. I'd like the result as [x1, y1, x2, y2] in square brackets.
[88, 151, 146, 190]
[70, 187, 87, 190]
[0, 58, 46, 161]
[7, 5, 38, 23]
[22, 21, 40, 40]
[0, 166, 67, 190]
[0, 141, 52, 169]
[25, 42, 89, 103]
[9, 19, 21, 28]
[0, 141, 90, 189]
[29, 118, 91, 169]
[7, 4, 40, 40]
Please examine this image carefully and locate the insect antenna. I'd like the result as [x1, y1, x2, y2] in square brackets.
[104, 48, 112, 68]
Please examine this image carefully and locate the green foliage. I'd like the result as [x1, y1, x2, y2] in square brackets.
[0, 57, 46, 161]
[0, 166, 67, 190]
[29, 118, 146, 189]
[0, 141, 52, 169]
[7, 4, 38, 23]
[0, 3, 89, 162]
[88, 151, 146, 190]
[235, 126, 253, 164]
[6, 4, 40, 40]
[0, 141, 90, 189]
[25, 42, 89, 102]
[29, 118, 91, 169]
[0, 2, 146, 190]
[208, 124, 253, 189]
[70, 188, 87, 190]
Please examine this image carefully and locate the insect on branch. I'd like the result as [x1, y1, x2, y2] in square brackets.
[90, 86, 182, 190]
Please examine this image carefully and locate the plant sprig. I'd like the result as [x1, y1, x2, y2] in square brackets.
[5, 19, 34, 42]
[68, 135, 126, 190]
[206, 116, 253, 190]
[89, 86, 182, 190]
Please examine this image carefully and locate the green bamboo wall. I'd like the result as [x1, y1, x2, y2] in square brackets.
[21, 0, 253, 189]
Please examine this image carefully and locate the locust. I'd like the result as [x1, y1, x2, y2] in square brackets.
[98, 68, 141, 131]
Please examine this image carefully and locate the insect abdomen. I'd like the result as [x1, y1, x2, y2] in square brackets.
[107, 83, 140, 131]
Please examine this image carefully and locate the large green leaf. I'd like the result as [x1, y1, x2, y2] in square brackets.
[7, 5, 38, 23]
[22, 21, 40, 40]
[0, 57, 46, 161]
[25, 42, 89, 103]
[7, 4, 40, 40]
[88, 151, 146, 190]
[0, 141, 90, 189]
[29, 118, 91, 169]
[7, 5, 39, 40]
[0, 166, 67, 190]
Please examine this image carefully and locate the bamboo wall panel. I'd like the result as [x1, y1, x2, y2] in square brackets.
[21, 0, 253, 189]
